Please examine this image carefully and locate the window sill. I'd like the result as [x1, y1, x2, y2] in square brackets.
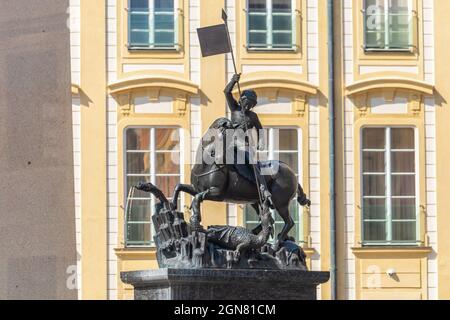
[364, 48, 414, 53]
[127, 47, 180, 53]
[352, 246, 432, 257]
[115, 247, 157, 260]
[246, 47, 297, 53]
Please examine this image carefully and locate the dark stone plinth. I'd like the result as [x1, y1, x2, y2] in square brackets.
[121, 268, 330, 300]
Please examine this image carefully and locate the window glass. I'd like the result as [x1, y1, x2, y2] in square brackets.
[125, 127, 181, 246]
[247, 0, 294, 50]
[129, 0, 176, 48]
[364, 0, 412, 50]
[361, 127, 417, 245]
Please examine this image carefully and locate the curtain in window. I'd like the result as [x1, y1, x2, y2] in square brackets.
[125, 127, 181, 246]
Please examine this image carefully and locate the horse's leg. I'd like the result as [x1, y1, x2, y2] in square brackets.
[190, 190, 207, 230]
[201, 186, 222, 201]
[274, 205, 294, 250]
[171, 184, 197, 210]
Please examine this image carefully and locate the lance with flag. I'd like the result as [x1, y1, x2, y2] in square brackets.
[196, 10, 273, 211]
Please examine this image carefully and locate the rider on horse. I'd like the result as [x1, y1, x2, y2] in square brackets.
[223, 73, 272, 205]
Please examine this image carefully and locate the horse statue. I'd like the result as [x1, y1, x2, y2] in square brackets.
[168, 117, 311, 250]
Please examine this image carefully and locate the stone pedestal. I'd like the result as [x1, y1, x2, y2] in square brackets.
[121, 268, 330, 300]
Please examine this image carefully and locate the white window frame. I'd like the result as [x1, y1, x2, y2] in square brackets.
[124, 126, 184, 247]
[363, 0, 414, 52]
[246, 0, 297, 51]
[244, 127, 304, 243]
[360, 126, 420, 246]
[127, 0, 180, 50]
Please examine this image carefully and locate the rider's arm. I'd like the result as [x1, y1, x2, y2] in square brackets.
[224, 74, 240, 112]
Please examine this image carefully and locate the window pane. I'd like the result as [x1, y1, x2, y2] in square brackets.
[127, 128, 150, 150]
[127, 152, 150, 174]
[363, 198, 386, 220]
[392, 221, 416, 242]
[127, 176, 151, 198]
[244, 205, 259, 222]
[248, 0, 267, 12]
[365, 0, 385, 48]
[363, 221, 386, 241]
[363, 128, 385, 149]
[154, 14, 174, 30]
[273, 15, 292, 31]
[156, 128, 180, 150]
[363, 175, 386, 196]
[273, 0, 292, 13]
[273, 32, 292, 47]
[249, 14, 267, 31]
[392, 198, 416, 220]
[155, 0, 174, 11]
[248, 32, 267, 47]
[156, 175, 179, 198]
[130, 31, 149, 45]
[127, 223, 151, 243]
[391, 151, 415, 173]
[391, 175, 415, 196]
[287, 223, 298, 240]
[391, 128, 414, 149]
[156, 152, 180, 174]
[390, 0, 409, 13]
[278, 153, 298, 174]
[154, 32, 174, 46]
[127, 199, 151, 222]
[277, 129, 298, 151]
[363, 151, 385, 173]
[130, 13, 149, 30]
[130, 0, 148, 10]
[365, 30, 386, 48]
[289, 199, 300, 221]
[389, 30, 410, 48]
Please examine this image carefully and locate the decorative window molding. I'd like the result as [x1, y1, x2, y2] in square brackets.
[235, 72, 317, 94]
[346, 77, 433, 117]
[108, 73, 198, 96]
[346, 77, 434, 97]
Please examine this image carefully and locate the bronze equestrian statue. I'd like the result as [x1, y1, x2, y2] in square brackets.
[167, 74, 311, 249]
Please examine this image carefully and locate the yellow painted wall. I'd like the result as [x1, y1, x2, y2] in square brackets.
[73, 0, 450, 300]
[79, 0, 108, 300]
[434, 0, 450, 300]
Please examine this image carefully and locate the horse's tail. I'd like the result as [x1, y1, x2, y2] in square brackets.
[297, 183, 311, 207]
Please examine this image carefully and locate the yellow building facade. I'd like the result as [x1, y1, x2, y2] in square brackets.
[69, 0, 450, 300]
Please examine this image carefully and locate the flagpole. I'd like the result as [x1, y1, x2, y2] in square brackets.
[222, 9, 268, 210]
[221, 10, 242, 97]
